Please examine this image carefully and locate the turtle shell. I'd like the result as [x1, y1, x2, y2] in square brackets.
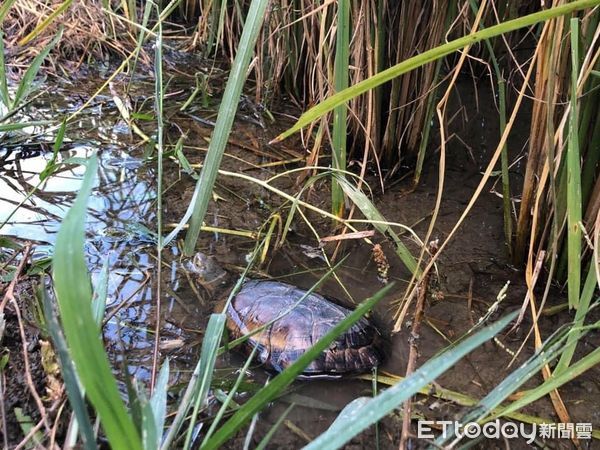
[225, 280, 381, 377]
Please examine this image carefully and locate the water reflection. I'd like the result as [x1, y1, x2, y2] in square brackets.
[0, 144, 193, 380]
[0, 145, 154, 250]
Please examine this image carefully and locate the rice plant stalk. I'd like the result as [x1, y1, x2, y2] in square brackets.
[150, 5, 164, 391]
[566, 17, 583, 309]
[272, 0, 600, 143]
[498, 77, 512, 253]
[554, 264, 597, 373]
[0, 31, 10, 109]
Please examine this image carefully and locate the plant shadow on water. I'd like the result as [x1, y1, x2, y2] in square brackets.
[1, 68, 599, 449]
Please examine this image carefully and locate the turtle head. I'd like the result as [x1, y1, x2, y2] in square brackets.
[185, 252, 229, 295]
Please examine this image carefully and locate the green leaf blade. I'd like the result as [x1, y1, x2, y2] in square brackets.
[304, 312, 518, 450]
[52, 154, 141, 450]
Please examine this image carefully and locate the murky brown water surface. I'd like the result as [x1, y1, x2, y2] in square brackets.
[1, 66, 599, 449]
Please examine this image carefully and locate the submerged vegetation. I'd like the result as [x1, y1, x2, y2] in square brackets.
[1, 0, 599, 448]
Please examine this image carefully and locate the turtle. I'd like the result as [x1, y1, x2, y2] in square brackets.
[187, 253, 383, 378]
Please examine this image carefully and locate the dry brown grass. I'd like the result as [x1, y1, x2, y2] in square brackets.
[3, 0, 144, 76]
[187, 1, 542, 179]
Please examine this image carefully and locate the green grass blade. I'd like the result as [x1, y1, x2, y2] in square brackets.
[336, 176, 419, 274]
[41, 287, 97, 450]
[13, 28, 63, 108]
[149, 359, 170, 449]
[39, 119, 66, 181]
[495, 344, 600, 419]
[201, 282, 396, 450]
[331, 0, 350, 218]
[304, 312, 518, 450]
[0, 30, 11, 109]
[91, 258, 109, 326]
[182, 0, 270, 255]
[0, 0, 17, 22]
[329, 397, 370, 429]
[201, 347, 258, 446]
[182, 313, 227, 449]
[14, 408, 44, 447]
[554, 264, 597, 373]
[154, 6, 164, 250]
[215, 0, 229, 52]
[52, 155, 141, 450]
[124, 376, 143, 439]
[0, 121, 52, 131]
[567, 17, 582, 309]
[498, 78, 512, 255]
[141, 399, 158, 450]
[434, 326, 571, 445]
[161, 313, 226, 450]
[273, 0, 600, 142]
[126, 0, 154, 94]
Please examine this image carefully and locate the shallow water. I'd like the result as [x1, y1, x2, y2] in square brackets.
[1, 71, 599, 449]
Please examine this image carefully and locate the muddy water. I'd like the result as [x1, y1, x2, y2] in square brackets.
[1, 72, 599, 450]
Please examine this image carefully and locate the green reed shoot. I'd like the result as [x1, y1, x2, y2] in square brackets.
[331, 0, 350, 219]
[182, 0, 270, 256]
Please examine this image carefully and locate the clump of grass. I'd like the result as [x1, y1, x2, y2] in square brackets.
[510, 8, 599, 350]
[213, 1, 458, 170]
[2, 0, 151, 75]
